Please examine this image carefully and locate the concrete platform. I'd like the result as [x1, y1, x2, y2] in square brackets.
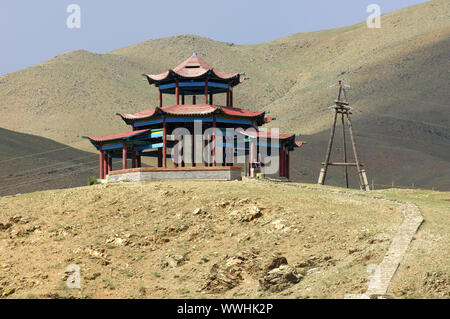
[107, 167, 242, 182]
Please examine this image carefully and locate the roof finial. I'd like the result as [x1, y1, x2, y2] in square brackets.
[193, 52, 198, 56]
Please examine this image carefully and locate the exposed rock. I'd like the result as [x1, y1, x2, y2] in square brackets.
[167, 255, 186, 268]
[0, 223, 12, 231]
[259, 265, 301, 292]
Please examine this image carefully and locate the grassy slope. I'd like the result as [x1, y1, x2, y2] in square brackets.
[0, 180, 447, 299]
[0, 0, 448, 191]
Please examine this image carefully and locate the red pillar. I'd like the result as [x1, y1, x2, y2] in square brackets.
[104, 154, 108, 177]
[108, 156, 112, 172]
[279, 144, 283, 177]
[286, 150, 290, 180]
[193, 95, 196, 105]
[192, 132, 196, 167]
[157, 148, 162, 167]
[175, 81, 180, 105]
[212, 115, 216, 167]
[163, 118, 167, 168]
[230, 89, 233, 107]
[122, 143, 127, 170]
[132, 151, 136, 168]
[204, 80, 208, 104]
[249, 139, 256, 176]
[99, 150, 105, 179]
[136, 155, 141, 168]
[158, 89, 162, 107]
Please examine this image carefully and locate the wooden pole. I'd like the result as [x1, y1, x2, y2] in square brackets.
[99, 150, 104, 179]
[318, 110, 338, 185]
[226, 85, 230, 106]
[122, 143, 127, 170]
[182, 94, 185, 105]
[158, 89, 162, 107]
[163, 117, 167, 168]
[346, 112, 369, 190]
[209, 93, 213, 105]
[108, 155, 112, 172]
[193, 95, 196, 105]
[341, 112, 349, 188]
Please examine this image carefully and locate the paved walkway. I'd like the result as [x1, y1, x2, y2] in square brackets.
[346, 200, 423, 299]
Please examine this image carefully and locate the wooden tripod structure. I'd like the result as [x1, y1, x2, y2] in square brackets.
[317, 81, 370, 190]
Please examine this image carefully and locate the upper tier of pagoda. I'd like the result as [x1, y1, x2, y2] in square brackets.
[143, 53, 244, 95]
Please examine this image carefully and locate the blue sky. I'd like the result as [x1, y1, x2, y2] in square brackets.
[0, 0, 427, 75]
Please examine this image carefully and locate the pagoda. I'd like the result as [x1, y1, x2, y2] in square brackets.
[84, 53, 304, 182]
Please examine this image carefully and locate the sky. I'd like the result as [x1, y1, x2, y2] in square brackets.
[0, 0, 428, 75]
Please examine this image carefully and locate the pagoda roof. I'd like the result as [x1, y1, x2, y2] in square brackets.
[144, 53, 243, 87]
[83, 129, 152, 149]
[119, 104, 266, 124]
[236, 128, 305, 150]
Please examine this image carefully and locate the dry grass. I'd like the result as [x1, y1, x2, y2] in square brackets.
[0, 180, 412, 299]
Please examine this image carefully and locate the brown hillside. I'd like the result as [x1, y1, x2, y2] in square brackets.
[0, 0, 448, 190]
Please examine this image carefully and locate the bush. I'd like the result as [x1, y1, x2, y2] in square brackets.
[88, 176, 101, 186]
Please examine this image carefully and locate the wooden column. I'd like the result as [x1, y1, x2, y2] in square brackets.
[131, 151, 136, 168]
[158, 89, 162, 107]
[279, 144, 284, 177]
[193, 95, 196, 105]
[108, 156, 112, 172]
[162, 117, 167, 168]
[175, 81, 180, 105]
[192, 132, 196, 167]
[226, 85, 230, 106]
[122, 143, 127, 170]
[286, 150, 290, 180]
[209, 94, 213, 105]
[212, 115, 216, 167]
[250, 139, 256, 177]
[157, 148, 162, 167]
[182, 94, 185, 105]
[104, 154, 108, 177]
[204, 80, 209, 104]
[230, 88, 233, 107]
[99, 150, 104, 179]
[136, 154, 141, 168]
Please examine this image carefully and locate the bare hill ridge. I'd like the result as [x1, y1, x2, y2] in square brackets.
[0, 0, 449, 190]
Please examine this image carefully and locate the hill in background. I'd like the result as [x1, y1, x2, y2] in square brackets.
[0, 0, 449, 191]
[0, 127, 99, 196]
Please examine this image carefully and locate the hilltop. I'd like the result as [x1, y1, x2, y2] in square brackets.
[0, 0, 449, 191]
[0, 180, 448, 299]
